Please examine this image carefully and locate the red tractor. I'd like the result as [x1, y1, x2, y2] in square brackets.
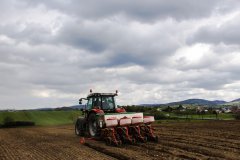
[75, 90, 158, 146]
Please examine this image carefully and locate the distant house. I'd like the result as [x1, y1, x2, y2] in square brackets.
[196, 106, 208, 114]
[230, 106, 240, 113]
[176, 105, 186, 112]
[213, 109, 221, 114]
[221, 108, 232, 113]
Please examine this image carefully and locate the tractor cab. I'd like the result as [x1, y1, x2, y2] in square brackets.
[87, 93, 116, 111]
[79, 91, 126, 117]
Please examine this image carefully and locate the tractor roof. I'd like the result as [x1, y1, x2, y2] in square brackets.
[87, 93, 117, 98]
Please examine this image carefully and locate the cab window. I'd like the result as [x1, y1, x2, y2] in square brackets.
[87, 98, 93, 109]
[102, 96, 115, 110]
[93, 97, 101, 109]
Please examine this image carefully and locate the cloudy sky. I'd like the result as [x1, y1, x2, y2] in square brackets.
[1, 0, 240, 109]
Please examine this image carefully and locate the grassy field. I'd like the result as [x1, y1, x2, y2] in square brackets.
[0, 110, 82, 126]
[0, 110, 235, 127]
[167, 112, 235, 120]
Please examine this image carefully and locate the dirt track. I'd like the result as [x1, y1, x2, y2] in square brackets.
[0, 121, 240, 160]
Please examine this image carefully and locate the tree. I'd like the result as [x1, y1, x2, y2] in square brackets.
[212, 110, 219, 119]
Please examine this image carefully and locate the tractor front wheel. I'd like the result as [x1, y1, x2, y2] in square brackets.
[75, 118, 85, 136]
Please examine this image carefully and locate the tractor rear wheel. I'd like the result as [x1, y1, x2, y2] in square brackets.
[88, 113, 99, 137]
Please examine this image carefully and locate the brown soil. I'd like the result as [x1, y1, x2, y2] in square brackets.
[0, 121, 240, 160]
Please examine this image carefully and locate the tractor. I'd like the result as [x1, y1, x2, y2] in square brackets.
[75, 90, 158, 146]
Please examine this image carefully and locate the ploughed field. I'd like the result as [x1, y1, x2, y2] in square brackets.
[0, 121, 240, 160]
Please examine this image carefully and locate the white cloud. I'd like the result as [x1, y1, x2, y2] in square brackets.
[0, 35, 15, 45]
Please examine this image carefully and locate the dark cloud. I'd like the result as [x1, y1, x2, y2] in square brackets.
[53, 18, 180, 67]
[24, 0, 225, 21]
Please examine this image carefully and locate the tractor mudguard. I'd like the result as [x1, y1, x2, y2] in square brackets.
[91, 109, 104, 114]
[115, 108, 126, 113]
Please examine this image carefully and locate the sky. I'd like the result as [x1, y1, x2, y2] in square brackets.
[1, 0, 240, 109]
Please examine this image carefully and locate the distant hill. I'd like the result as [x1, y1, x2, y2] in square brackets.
[138, 104, 161, 107]
[34, 107, 53, 111]
[166, 99, 226, 106]
[224, 98, 240, 106]
[212, 100, 230, 105]
[33, 104, 85, 111]
[69, 104, 85, 110]
[230, 98, 240, 103]
[138, 98, 229, 107]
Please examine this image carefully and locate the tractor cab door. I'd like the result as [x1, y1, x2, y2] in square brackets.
[85, 98, 93, 117]
[86, 98, 93, 110]
[92, 97, 101, 109]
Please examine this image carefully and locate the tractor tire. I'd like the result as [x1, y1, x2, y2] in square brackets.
[131, 138, 136, 144]
[143, 136, 148, 143]
[105, 137, 112, 146]
[154, 135, 159, 143]
[88, 112, 100, 137]
[118, 140, 122, 146]
[75, 118, 85, 136]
